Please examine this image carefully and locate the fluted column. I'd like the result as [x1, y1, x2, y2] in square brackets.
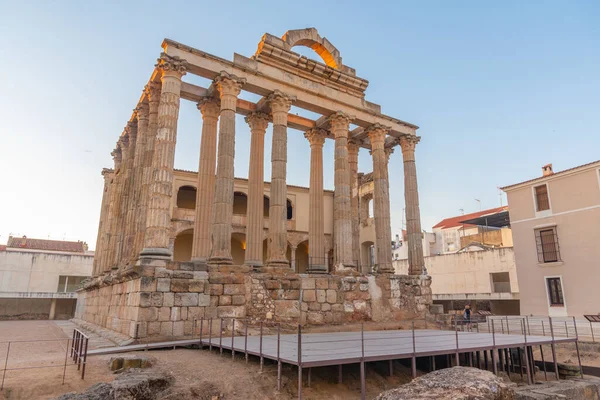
[367, 124, 394, 273]
[116, 134, 133, 266]
[266, 90, 295, 268]
[304, 129, 326, 273]
[330, 111, 355, 270]
[141, 55, 187, 259]
[208, 72, 246, 264]
[399, 135, 425, 275]
[244, 112, 269, 267]
[191, 97, 221, 265]
[348, 141, 361, 272]
[93, 169, 112, 276]
[108, 142, 125, 269]
[137, 82, 160, 259]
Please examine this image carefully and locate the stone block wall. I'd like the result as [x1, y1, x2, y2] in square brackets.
[77, 260, 432, 339]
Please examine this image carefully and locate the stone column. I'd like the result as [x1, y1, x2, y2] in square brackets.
[290, 245, 297, 271]
[266, 90, 295, 268]
[93, 169, 112, 276]
[304, 128, 326, 273]
[208, 72, 246, 264]
[329, 111, 355, 270]
[122, 120, 138, 265]
[137, 82, 161, 259]
[191, 97, 221, 265]
[244, 112, 269, 267]
[141, 55, 187, 259]
[348, 141, 361, 271]
[115, 134, 132, 266]
[399, 135, 425, 275]
[104, 142, 125, 272]
[130, 102, 149, 260]
[367, 124, 394, 273]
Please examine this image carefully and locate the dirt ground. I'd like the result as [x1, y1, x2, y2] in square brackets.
[0, 347, 419, 400]
[534, 341, 600, 368]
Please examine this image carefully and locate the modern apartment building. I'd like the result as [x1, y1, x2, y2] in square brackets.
[501, 161, 600, 318]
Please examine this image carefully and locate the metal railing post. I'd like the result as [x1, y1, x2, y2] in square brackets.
[259, 321, 264, 372]
[297, 324, 302, 400]
[411, 321, 417, 378]
[81, 337, 89, 380]
[455, 324, 460, 366]
[219, 318, 224, 356]
[1, 342, 11, 391]
[244, 320, 249, 363]
[62, 339, 69, 385]
[199, 317, 204, 347]
[360, 323, 366, 400]
[506, 316, 510, 334]
[590, 320, 595, 343]
[277, 323, 281, 392]
[491, 320, 498, 375]
[208, 318, 213, 351]
[231, 318, 236, 359]
[541, 320, 545, 336]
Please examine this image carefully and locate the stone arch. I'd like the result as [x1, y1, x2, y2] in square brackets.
[174, 229, 193, 262]
[282, 28, 342, 69]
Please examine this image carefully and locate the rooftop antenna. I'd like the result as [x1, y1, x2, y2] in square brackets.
[459, 208, 464, 215]
[475, 199, 481, 211]
[498, 188, 503, 207]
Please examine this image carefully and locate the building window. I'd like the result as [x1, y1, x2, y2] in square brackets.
[534, 184, 550, 212]
[546, 277, 564, 306]
[57, 276, 87, 293]
[535, 227, 561, 263]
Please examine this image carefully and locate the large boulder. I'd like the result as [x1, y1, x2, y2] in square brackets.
[376, 367, 515, 400]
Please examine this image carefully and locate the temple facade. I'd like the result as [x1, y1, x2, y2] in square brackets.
[77, 29, 431, 340]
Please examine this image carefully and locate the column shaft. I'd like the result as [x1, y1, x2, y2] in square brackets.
[93, 169, 112, 276]
[304, 129, 326, 272]
[244, 112, 269, 266]
[141, 55, 187, 259]
[191, 98, 220, 263]
[137, 82, 160, 258]
[103, 150, 121, 272]
[129, 102, 149, 260]
[209, 72, 245, 264]
[266, 91, 295, 267]
[400, 135, 425, 275]
[330, 111, 355, 270]
[114, 137, 131, 266]
[348, 142, 360, 271]
[367, 124, 394, 273]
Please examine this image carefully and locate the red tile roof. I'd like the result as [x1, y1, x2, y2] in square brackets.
[6, 236, 87, 253]
[432, 206, 508, 230]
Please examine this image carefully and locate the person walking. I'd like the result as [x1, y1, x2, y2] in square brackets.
[463, 304, 472, 332]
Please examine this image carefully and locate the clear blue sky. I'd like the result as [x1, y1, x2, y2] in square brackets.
[1, 1, 598, 249]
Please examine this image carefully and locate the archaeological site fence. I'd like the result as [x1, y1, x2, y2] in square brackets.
[0, 328, 89, 391]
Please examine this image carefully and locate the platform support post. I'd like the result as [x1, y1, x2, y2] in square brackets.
[454, 327, 460, 366]
[549, 317, 559, 380]
[539, 345, 547, 381]
[491, 320, 498, 375]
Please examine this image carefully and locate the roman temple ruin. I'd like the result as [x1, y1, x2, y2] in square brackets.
[76, 28, 431, 339]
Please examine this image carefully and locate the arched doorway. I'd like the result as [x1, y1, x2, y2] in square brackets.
[231, 233, 246, 265]
[295, 241, 309, 273]
[177, 186, 197, 209]
[174, 229, 193, 262]
[286, 199, 293, 220]
[361, 241, 375, 273]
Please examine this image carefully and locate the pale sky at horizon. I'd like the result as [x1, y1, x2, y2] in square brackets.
[1, 1, 598, 249]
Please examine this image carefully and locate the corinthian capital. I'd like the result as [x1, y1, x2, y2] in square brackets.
[245, 112, 269, 131]
[267, 90, 295, 114]
[135, 102, 149, 121]
[384, 147, 395, 162]
[214, 71, 246, 97]
[304, 128, 326, 147]
[365, 123, 390, 146]
[328, 111, 353, 131]
[197, 97, 220, 119]
[399, 135, 421, 154]
[155, 54, 188, 77]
